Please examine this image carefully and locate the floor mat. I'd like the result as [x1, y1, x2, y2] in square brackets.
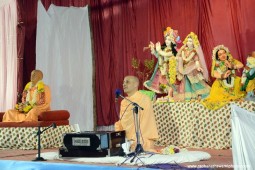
[41, 151, 211, 166]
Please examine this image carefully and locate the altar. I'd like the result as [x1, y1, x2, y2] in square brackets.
[0, 126, 72, 149]
[153, 101, 255, 149]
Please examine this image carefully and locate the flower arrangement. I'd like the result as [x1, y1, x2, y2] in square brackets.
[15, 102, 33, 113]
[161, 145, 188, 155]
[159, 84, 167, 92]
[15, 81, 45, 113]
[161, 145, 180, 154]
[131, 57, 155, 88]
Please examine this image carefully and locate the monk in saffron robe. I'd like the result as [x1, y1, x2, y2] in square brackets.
[3, 70, 51, 122]
[115, 76, 159, 152]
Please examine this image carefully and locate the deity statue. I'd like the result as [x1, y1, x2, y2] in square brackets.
[241, 51, 255, 101]
[201, 45, 245, 110]
[143, 27, 181, 102]
[174, 32, 210, 101]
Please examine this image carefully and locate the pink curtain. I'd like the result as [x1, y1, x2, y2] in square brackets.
[15, 0, 255, 126]
[0, 0, 17, 111]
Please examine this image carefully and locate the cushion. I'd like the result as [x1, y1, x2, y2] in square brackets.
[38, 110, 70, 121]
[0, 120, 69, 127]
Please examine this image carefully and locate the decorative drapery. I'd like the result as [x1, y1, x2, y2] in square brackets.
[36, 1, 94, 131]
[231, 105, 255, 169]
[0, 0, 17, 111]
[11, 0, 255, 126]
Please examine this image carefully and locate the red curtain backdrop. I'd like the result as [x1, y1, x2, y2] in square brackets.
[16, 0, 39, 93]
[16, 0, 255, 126]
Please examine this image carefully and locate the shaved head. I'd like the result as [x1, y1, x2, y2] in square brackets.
[126, 76, 139, 84]
[123, 75, 139, 96]
[31, 70, 43, 85]
[34, 70, 43, 79]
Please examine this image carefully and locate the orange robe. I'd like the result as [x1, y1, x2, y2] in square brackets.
[3, 85, 51, 122]
[115, 91, 159, 151]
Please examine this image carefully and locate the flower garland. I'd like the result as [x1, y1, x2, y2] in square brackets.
[15, 80, 45, 113]
[169, 56, 177, 85]
[215, 60, 235, 89]
[183, 32, 200, 49]
[25, 80, 45, 105]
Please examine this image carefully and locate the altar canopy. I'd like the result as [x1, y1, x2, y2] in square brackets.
[36, 1, 93, 130]
[231, 105, 255, 169]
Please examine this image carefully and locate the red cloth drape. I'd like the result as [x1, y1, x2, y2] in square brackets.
[16, 0, 255, 126]
[16, 0, 38, 91]
[16, 0, 25, 100]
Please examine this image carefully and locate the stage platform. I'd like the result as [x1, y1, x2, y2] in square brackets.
[0, 148, 232, 169]
[1, 102, 249, 169]
[154, 101, 255, 149]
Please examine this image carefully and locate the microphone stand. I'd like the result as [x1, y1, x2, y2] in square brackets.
[33, 123, 57, 161]
[129, 104, 144, 163]
[118, 94, 145, 164]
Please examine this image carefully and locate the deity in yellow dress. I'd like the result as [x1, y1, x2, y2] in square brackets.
[3, 70, 51, 122]
[201, 45, 245, 110]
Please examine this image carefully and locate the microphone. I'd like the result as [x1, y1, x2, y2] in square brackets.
[115, 89, 122, 101]
[114, 89, 144, 110]
[41, 123, 57, 134]
[52, 123, 57, 129]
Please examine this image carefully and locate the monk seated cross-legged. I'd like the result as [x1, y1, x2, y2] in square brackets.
[3, 70, 51, 122]
[115, 76, 159, 152]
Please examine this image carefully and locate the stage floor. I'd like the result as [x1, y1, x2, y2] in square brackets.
[0, 147, 233, 169]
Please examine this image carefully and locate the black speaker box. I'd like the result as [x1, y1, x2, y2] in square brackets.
[59, 131, 125, 157]
[59, 147, 123, 157]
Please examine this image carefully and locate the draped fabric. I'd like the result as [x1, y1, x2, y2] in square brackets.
[231, 105, 255, 169]
[16, 0, 38, 90]
[5, 0, 255, 125]
[36, 1, 94, 131]
[0, 0, 17, 111]
[16, 0, 25, 95]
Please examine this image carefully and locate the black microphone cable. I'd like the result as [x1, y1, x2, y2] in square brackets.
[119, 102, 133, 121]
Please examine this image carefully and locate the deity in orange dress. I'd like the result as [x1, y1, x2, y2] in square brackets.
[3, 70, 51, 122]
